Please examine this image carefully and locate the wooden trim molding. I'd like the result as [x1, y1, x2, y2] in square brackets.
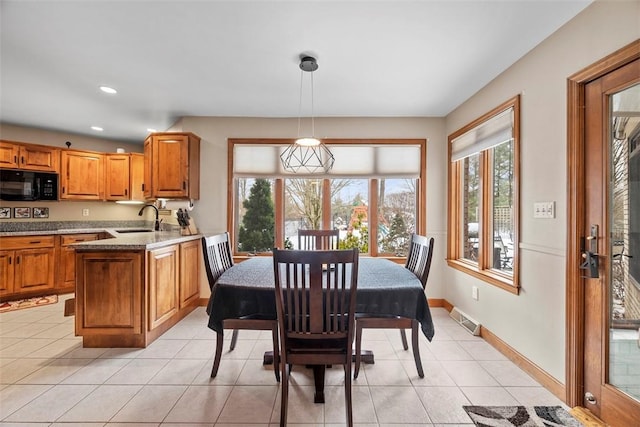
[565, 39, 640, 408]
[481, 326, 566, 402]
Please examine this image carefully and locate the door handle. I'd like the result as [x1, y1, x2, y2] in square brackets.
[580, 225, 600, 279]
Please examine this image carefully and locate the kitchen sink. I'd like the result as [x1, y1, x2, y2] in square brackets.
[115, 228, 155, 233]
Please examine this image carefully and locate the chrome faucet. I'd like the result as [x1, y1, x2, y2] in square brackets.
[138, 204, 160, 231]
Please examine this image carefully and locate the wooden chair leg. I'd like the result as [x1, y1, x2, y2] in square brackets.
[345, 362, 353, 427]
[211, 331, 224, 377]
[354, 321, 363, 379]
[271, 324, 280, 382]
[280, 360, 289, 427]
[411, 320, 424, 378]
[400, 328, 409, 350]
[229, 329, 239, 351]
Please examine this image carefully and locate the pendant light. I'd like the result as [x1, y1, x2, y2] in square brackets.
[280, 55, 334, 173]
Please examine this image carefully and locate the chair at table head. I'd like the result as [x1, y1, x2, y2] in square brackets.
[272, 248, 359, 427]
[405, 233, 435, 289]
[202, 231, 234, 290]
[298, 228, 340, 250]
[201, 232, 279, 381]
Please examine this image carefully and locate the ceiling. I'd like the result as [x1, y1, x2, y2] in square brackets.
[0, 0, 592, 143]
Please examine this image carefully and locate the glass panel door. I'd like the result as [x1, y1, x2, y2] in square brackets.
[609, 82, 640, 401]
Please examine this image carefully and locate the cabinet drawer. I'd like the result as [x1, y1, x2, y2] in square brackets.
[1, 236, 55, 250]
[61, 234, 100, 246]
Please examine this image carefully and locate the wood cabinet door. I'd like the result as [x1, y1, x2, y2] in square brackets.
[19, 145, 59, 172]
[148, 245, 179, 330]
[76, 251, 143, 335]
[14, 247, 55, 293]
[0, 142, 19, 168]
[152, 134, 189, 198]
[105, 154, 131, 200]
[0, 250, 15, 295]
[130, 153, 145, 201]
[179, 240, 200, 308]
[60, 150, 104, 199]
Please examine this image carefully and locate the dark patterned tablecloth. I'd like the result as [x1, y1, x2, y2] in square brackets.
[206, 256, 434, 341]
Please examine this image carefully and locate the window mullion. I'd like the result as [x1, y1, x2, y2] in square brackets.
[370, 179, 379, 256]
[480, 150, 492, 270]
[275, 179, 284, 250]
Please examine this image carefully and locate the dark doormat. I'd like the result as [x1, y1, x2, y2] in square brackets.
[64, 297, 75, 316]
[463, 405, 583, 426]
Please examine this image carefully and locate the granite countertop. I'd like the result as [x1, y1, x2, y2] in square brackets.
[0, 225, 201, 250]
[72, 230, 202, 250]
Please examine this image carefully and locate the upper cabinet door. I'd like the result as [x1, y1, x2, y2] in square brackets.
[147, 133, 200, 199]
[130, 153, 145, 202]
[0, 142, 20, 168]
[60, 150, 104, 200]
[105, 154, 131, 200]
[0, 141, 59, 172]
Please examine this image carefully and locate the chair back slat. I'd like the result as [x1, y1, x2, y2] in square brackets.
[298, 229, 340, 250]
[202, 232, 234, 289]
[273, 249, 358, 342]
[404, 234, 434, 289]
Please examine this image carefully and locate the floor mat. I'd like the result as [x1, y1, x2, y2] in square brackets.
[0, 294, 58, 313]
[463, 405, 583, 426]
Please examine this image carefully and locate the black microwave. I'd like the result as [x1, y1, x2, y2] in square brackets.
[0, 169, 59, 201]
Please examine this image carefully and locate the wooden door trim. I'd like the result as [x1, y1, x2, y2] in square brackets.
[566, 39, 640, 407]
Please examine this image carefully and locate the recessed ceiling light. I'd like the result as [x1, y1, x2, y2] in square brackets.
[91, 126, 104, 131]
[147, 128, 157, 133]
[99, 86, 117, 94]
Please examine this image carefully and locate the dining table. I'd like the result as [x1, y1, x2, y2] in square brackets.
[206, 256, 435, 402]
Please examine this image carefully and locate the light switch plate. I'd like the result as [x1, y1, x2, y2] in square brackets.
[534, 201, 555, 218]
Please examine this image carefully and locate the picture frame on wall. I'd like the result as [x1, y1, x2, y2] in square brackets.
[14, 207, 31, 218]
[0, 207, 10, 219]
[33, 207, 49, 218]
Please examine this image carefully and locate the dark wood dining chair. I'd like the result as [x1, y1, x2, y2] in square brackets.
[202, 232, 280, 381]
[354, 233, 434, 379]
[298, 228, 340, 250]
[273, 248, 359, 427]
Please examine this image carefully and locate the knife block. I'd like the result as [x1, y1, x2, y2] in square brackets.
[180, 218, 198, 235]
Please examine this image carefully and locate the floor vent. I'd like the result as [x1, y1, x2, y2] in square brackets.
[449, 307, 481, 336]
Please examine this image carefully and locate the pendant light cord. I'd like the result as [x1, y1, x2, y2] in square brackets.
[296, 67, 316, 139]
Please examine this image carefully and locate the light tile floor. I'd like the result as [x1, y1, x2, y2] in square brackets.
[0, 294, 567, 426]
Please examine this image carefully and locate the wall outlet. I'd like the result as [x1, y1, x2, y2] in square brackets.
[533, 201, 555, 218]
[82, 208, 89, 217]
[472, 286, 479, 300]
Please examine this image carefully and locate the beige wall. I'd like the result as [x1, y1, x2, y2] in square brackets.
[0, 123, 144, 221]
[444, 0, 640, 383]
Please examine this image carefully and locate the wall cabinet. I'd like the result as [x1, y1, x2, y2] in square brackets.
[75, 238, 201, 347]
[0, 236, 55, 298]
[129, 153, 145, 201]
[56, 233, 101, 293]
[144, 132, 200, 199]
[0, 140, 59, 172]
[105, 154, 131, 200]
[60, 149, 104, 200]
[104, 153, 145, 201]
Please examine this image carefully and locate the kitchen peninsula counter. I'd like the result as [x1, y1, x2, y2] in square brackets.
[73, 230, 202, 348]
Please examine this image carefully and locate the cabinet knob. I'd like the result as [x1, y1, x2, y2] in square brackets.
[183, 181, 186, 190]
[125, 189, 128, 196]
[21, 156, 24, 164]
[8, 256, 11, 265]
